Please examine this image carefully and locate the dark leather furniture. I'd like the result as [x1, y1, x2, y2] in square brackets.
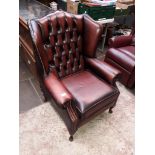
[105, 35, 135, 88]
[28, 11, 121, 141]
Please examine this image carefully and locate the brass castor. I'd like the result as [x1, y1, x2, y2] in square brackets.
[109, 108, 113, 113]
[69, 136, 73, 142]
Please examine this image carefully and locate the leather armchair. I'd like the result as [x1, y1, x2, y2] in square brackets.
[28, 11, 121, 141]
[105, 35, 135, 88]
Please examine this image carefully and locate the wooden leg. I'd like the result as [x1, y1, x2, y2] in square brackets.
[109, 107, 113, 113]
[69, 135, 73, 142]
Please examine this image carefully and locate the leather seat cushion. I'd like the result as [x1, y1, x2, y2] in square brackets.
[106, 47, 135, 72]
[118, 46, 135, 59]
[61, 70, 119, 117]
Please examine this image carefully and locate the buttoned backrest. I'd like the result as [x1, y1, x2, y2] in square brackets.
[30, 11, 84, 78]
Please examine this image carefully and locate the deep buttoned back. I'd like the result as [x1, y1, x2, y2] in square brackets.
[30, 11, 84, 78]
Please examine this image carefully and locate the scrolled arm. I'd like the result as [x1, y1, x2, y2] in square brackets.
[109, 35, 133, 48]
[86, 58, 121, 85]
[44, 72, 73, 108]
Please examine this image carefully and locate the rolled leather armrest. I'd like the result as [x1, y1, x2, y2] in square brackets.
[86, 58, 121, 85]
[109, 35, 133, 48]
[44, 73, 73, 108]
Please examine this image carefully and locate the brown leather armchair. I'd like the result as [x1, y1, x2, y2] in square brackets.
[28, 11, 121, 141]
[105, 35, 135, 88]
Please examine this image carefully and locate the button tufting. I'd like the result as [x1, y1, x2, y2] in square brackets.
[34, 12, 84, 78]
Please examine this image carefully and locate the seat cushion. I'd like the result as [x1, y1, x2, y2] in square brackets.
[61, 71, 119, 117]
[118, 46, 135, 59]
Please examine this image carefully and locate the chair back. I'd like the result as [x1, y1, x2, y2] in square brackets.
[29, 11, 85, 78]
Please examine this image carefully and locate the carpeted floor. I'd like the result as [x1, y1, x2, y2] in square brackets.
[19, 82, 134, 155]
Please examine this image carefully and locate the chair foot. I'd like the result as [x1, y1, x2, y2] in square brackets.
[109, 108, 113, 113]
[69, 135, 73, 142]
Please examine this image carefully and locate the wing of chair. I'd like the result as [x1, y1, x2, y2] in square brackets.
[105, 35, 135, 88]
[28, 11, 121, 141]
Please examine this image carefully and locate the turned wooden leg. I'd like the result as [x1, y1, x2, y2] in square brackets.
[109, 107, 113, 113]
[69, 135, 73, 142]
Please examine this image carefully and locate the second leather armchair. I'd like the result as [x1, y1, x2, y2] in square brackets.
[105, 35, 135, 88]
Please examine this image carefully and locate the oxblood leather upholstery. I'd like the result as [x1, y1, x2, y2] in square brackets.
[86, 58, 121, 85]
[44, 72, 72, 108]
[30, 11, 85, 78]
[108, 35, 133, 48]
[62, 70, 119, 119]
[28, 11, 121, 140]
[105, 35, 135, 88]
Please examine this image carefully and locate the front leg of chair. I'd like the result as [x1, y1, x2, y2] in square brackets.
[69, 135, 74, 142]
[108, 99, 118, 114]
[109, 107, 113, 113]
[66, 101, 78, 139]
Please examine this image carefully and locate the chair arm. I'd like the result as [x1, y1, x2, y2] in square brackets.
[44, 73, 73, 108]
[86, 58, 121, 85]
[109, 35, 133, 48]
